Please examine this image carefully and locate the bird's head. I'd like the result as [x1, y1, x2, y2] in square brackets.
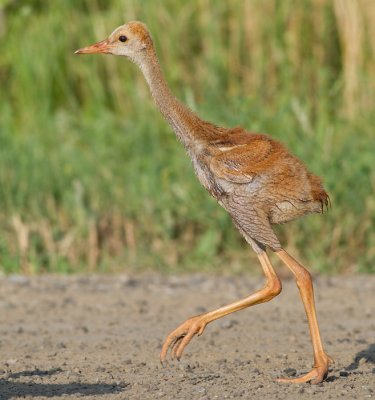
[75, 21, 153, 63]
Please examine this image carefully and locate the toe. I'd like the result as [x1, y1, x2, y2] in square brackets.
[175, 330, 196, 360]
[160, 334, 178, 362]
[277, 366, 327, 384]
[170, 336, 184, 360]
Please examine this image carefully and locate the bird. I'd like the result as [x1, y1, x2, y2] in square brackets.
[75, 21, 332, 384]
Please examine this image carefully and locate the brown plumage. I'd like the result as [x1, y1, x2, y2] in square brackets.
[75, 21, 332, 384]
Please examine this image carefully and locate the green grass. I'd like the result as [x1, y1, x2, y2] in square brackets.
[0, 0, 374, 274]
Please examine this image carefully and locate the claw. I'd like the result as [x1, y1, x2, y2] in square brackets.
[277, 355, 332, 384]
[159, 315, 207, 362]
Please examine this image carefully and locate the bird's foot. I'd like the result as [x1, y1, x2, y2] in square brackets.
[160, 315, 208, 363]
[277, 354, 333, 384]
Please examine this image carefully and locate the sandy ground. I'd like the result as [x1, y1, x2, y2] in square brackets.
[0, 273, 374, 399]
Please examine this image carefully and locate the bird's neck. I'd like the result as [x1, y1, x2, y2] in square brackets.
[137, 50, 208, 150]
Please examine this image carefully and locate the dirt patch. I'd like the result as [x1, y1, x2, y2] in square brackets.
[0, 273, 374, 399]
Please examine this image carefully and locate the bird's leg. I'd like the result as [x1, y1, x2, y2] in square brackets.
[275, 249, 332, 384]
[160, 251, 282, 362]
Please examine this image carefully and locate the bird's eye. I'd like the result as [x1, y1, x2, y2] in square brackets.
[119, 35, 127, 42]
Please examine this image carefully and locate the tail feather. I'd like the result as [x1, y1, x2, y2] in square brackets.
[309, 173, 330, 213]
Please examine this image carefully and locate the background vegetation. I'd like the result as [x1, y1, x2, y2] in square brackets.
[0, 0, 374, 274]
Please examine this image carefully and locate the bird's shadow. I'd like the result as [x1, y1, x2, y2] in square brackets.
[346, 343, 375, 372]
[0, 368, 124, 399]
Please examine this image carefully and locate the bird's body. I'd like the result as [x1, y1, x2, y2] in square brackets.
[175, 123, 328, 251]
[76, 21, 332, 384]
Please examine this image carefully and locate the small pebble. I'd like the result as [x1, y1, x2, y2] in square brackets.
[283, 367, 297, 377]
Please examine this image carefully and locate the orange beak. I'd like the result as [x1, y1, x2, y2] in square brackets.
[74, 39, 110, 55]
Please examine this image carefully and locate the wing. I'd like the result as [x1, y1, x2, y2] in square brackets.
[210, 134, 282, 184]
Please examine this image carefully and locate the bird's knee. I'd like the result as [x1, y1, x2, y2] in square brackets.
[296, 268, 312, 290]
[266, 276, 282, 299]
